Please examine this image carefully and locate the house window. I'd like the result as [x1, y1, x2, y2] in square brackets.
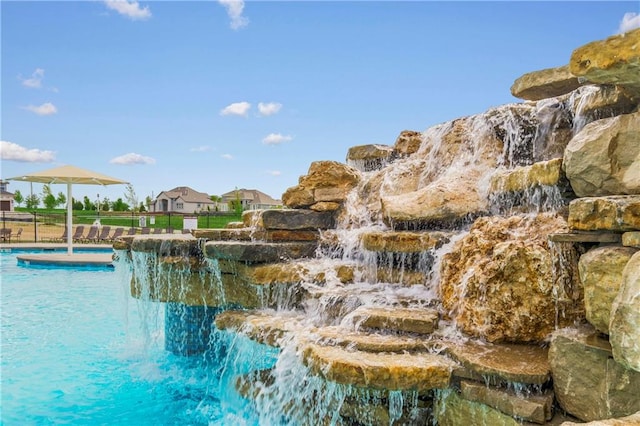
[176, 202, 184, 209]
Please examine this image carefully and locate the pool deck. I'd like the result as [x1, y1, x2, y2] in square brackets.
[1, 243, 114, 267]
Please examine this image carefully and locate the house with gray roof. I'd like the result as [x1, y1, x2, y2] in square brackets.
[151, 186, 226, 213]
[0, 180, 15, 211]
[220, 188, 282, 210]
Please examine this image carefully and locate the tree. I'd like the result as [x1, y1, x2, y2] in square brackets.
[145, 195, 152, 210]
[138, 202, 146, 212]
[72, 198, 84, 210]
[124, 184, 138, 212]
[56, 192, 66, 208]
[43, 193, 57, 209]
[112, 198, 130, 212]
[83, 196, 95, 211]
[13, 190, 23, 207]
[100, 198, 110, 211]
[25, 194, 40, 209]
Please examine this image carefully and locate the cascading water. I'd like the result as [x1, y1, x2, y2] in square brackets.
[119, 86, 603, 425]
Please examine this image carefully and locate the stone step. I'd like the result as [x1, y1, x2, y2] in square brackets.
[243, 208, 336, 231]
[301, 342, 458, 391]
[460, 380, 554, 424]
[360, 230, 453, 253]
[548, 231, 622, 243]
[313, 326, 435, 353]
[347, 306, 440, 335]
[204, 240, 317, 263]
[214, 310, 305, 347]
[446, 340, 551, 385]
[216, 258, 360, 286]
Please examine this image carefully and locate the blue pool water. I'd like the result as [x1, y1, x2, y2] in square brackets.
[1, 250, 275, 425]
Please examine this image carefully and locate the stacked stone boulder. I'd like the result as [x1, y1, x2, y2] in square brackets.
[118, 28, 640, 425]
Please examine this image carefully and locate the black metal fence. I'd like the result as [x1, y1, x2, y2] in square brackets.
[0, 211, 240, 243]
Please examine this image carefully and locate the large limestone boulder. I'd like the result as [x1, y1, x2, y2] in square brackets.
[549, 326, 640, 422]
[510, 64, 581, 101]
[563, 111, 640, 197]
[610, 250, 640, 372]
[440, 214, 583, 343]
[579, 246, 638, 334]
[283, 161, 361, 209]
[570, 28, 640, 98]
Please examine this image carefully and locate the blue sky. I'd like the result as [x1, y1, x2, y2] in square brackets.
[2, 1, 639, 206]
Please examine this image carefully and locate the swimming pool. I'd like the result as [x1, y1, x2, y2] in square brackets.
[1, 250, 276, 425]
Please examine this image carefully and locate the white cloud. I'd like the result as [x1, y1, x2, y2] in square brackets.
[22, 102, 58, 116]
[20, 68, 45, 88]
[190, 145, 212, 152]
[0, 141, 56, 162]
[618, 12, 640, 33]
[267, 170, 281, 176]
[262, 133, 293, 145]
[104, 0, 151, 21]
[109, 152, 156, 165]
[221, 154, 234, 160]
[218, 0, 248, 30]
[258, 102, 282, 117]
[220, 101, 251, 117]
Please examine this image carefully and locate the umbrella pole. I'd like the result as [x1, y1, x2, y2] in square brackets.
[67, 183, 73, 255]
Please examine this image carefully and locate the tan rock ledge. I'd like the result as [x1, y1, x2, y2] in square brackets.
[216, 258, 359, 286]
[314, 326, 435, 353]
[446, 340, 551, 385]
[361, 230, 453, 253]
[460, 380, 554, 424]
[568, 195, 640, 232]
[204, 241, 318, 263]
[510, 64, 581, 101]
[570, 27, 640, 97]
[489, 158, 564, 194]
[348, 306, 440, 335]
[215, 310, 305, 347]
[301, 342, 458, 391]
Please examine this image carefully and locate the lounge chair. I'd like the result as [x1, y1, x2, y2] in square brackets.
[97, 226, 111, 243]
[106, 227, 124, 242]
[141, 227, 151, 235]
[82, 226, 99, 243]
[1, 228, 12, 243]
[66, 225, 85, 243]
[152, 228, 162, 234]
[15, 228, 22, 242]
[126, 227, 137, 236]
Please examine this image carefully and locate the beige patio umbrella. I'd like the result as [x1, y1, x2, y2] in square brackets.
[8, 165, 128, 254]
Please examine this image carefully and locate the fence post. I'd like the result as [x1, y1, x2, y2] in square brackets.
[33, 211, 37, 242]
